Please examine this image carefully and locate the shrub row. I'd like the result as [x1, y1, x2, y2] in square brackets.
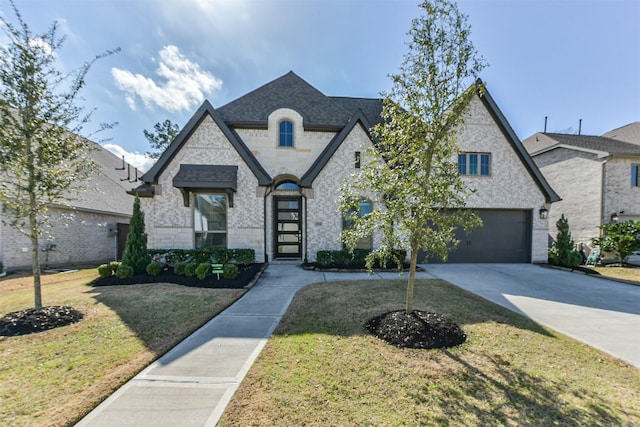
[98, 259, 240, 280]
[316, 248, 407, 268]
[148, 248, 255, 266]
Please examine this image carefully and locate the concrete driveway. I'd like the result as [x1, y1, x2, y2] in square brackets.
[423, 263, 640, 368]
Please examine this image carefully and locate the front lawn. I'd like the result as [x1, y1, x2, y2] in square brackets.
[219, 279, 640, 426]
[0, 269, 246, 426]
[584, 265, 640, 286]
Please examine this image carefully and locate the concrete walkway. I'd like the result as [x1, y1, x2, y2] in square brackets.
[77, 263, 639, 426]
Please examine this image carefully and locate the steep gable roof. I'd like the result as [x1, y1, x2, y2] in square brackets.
[476, 81, 560, 203]
[141, 100, 271, 186]
[218, 71, 354, 130]
[532, 133, 640, 156]
[300, 109, 374, 187]
[602, 122, 640, 145]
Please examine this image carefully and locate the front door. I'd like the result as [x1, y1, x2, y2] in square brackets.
[274, 197, 302, 258]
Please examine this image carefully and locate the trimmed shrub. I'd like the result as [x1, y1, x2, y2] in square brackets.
[184, 262, 198, 277]
[121, 196, 151, 274]
[116, 264, 134, 279]
[223, 264, 239, 280]
[549, 214, 582, 268]
[233, 249, 255, 265]
[316, 251, 332, 266]
[174, 262, 187, 276]
[0, 261, 4, 273]
[146, 261, 163, 276]
[97, 264, 112, 278]
[195, 263, 211, 280]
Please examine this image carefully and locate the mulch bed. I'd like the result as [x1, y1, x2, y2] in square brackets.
[366, 310, 467, 349]
[0, 306, 84, 337]
[90, 263, 265, 289]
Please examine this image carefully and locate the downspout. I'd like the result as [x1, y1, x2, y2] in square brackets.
[263, 185, 274, 263]
[600, 158, 608, 235]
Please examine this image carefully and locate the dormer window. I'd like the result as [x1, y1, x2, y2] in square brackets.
[279, 120, 294, 147]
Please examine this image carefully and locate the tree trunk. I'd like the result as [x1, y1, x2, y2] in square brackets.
[30, 197, 42, 309]
[405, 241, 419, 314]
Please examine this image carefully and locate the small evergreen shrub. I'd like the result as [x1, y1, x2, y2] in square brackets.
[184, 262, 198, 277]
[146, 261, 163, 276]
[121, 196, 151, 274]
[223, 264, 239, 279]
[116, 264, 134, 279]
[234, 249, 255, 265]
[0, 261, 4, 273]
[174, 262, 187, 275]
[549, 214, 582, 268]
[97, 264, 112, 278]
[195, 263, 211, 280]
[316, 251, 332, 266]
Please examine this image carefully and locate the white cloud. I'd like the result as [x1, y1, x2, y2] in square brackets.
[103, 143, 155, 173]
[112, 45, 222, 112]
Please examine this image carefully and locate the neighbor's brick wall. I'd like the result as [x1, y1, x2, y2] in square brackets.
[457, 97, 551, 263]
[145, 115, 265, 261]
[533, 148, 603, 245]
[603, 157, 640, 225]
[1, 208, 129, 269]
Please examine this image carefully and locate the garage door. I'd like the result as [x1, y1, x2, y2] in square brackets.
[421, 209, 532, 263]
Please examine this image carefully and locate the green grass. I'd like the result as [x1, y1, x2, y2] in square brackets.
[584, 265, 640, 286]
[219, 279, 640, 426]
[0, 269, 245, 426]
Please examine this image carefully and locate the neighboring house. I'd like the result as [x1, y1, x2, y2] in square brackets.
[523, 130, 640, 246]
[0, 142, 135, 270]
[130, 71, 558, 264]
[603, 122, 640, 145]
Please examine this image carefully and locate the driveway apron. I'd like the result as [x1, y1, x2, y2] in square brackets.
[425, 263, 640, 368]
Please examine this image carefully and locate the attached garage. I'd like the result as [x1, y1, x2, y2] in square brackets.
[421, 209, 532, 263]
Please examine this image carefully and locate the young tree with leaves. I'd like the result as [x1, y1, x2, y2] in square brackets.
[144, 119, 179, 159]
[0, 2, 118, 309]
[121, 196, 151, 274]
[339, 0, 486, 314]
[592, 220, 640, 265]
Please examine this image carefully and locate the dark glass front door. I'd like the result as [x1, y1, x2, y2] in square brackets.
[274, 197, 302, 258]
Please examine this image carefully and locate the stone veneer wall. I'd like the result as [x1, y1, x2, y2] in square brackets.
[457, 97, 551, 263]
[144, 115, 265, 262]
[1, 207, 129, 269]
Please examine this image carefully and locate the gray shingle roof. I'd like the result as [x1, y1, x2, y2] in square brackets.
[172, 164, 237, 190]
[218, 71, 372, 129]
[329, 97, 384, 128]
[543, 133, 640, 155]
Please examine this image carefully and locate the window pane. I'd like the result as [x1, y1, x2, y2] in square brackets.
[359, 200, 372, 216]
[276, 181, 299, 190]
[481, 154, 490, 175]
[632, 165, 639, 187]
[277, 200, 299, 210]
[279, 121, 293, 147]
[195, 232, 226, 249]
[469, 154, 478, 175]
[194, 194, 227, 232]
[458, 154, 467, 175]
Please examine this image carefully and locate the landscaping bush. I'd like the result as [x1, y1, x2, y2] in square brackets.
[174, 262, 187, 276]
[195, 263, 211, 280]
[233, 249, 255, 265]
[549, 214, 582, 268]
[0, 261, 4, 274]
[223, 264, 239, 280]
[121, 196, 151, 274]
[184, 262, 198, 277]
[115, 264, 134, 279]
[146, 261, 163, 276]
[316, 251, 332, 266]
[97, 264, 112, 278]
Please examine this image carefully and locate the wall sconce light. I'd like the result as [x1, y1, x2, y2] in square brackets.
[539, 206, 549, 220]
[611, 212, 620, 223]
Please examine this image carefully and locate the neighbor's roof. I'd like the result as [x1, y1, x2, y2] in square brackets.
[532, 133, 640, 156]
[602, 121, 640, 145]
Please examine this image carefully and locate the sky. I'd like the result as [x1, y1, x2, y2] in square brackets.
[1, 0, 639, 172]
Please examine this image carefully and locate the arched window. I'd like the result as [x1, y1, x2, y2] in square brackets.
[279, 120, 294, 147]
[275, 180, 300, 190]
